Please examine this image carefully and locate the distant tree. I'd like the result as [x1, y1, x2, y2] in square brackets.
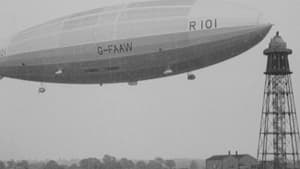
[102, 155, 120, 169]
[119, 158, 134, 169]
[155, 158, 164, 165]
[28, 161, 45, 169]
[0, 161, 6, 169]
[165, 160, 175, 169]
[190, 161, 198, 169]
[44, 160, 61, 169]
[135, 161, 146, 169]
[146, 160, 163, 169]
[68, 164, 79, 169]
[102, 155, 116, 165]
[79, 158, 102, 169]
[60, 165, 69, 169]
[17, 160, 29, 169]
[7, 160, 16, 169]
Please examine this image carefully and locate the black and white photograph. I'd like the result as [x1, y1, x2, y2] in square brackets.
[0, 0, 299, 169]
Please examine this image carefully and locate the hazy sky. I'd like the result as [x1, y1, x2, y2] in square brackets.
[0, 0, 299, 161]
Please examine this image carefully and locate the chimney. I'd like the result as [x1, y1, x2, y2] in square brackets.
[228, 151, 231, 156]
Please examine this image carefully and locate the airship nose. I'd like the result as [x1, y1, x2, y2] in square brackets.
[255, 23, 273, 39]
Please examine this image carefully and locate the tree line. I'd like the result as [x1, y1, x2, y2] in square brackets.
[0, 155, 176, 169]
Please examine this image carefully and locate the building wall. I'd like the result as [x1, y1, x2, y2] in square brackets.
[238, 156, 257, 169]
[222, 156, 238, 169]
[206, 155, 257, 169]
[206, 160, 223, 169]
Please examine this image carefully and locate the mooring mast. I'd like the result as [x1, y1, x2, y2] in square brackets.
[257, 32, 300, 169]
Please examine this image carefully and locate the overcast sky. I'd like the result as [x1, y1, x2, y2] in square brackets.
[0, 0, 299, 161]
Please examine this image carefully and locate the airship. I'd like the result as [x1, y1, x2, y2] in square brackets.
[0, 0, 272, 93]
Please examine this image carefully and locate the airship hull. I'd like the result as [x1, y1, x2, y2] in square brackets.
[0, 24, 271, 84]
[0, 0, 272, 84]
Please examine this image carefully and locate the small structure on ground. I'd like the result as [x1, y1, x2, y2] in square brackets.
[206, 151, 257, 169]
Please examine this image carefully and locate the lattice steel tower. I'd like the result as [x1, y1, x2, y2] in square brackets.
[257, 32, 300, 169]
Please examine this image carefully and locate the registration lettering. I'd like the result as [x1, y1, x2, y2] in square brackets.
[97, 42, 133, 56]
[189, 19, 218, 31]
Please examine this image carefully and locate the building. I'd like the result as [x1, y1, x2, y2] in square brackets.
[206, 152, 257, 169]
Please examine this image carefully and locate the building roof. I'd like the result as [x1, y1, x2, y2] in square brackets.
[206, 154, 252, 161]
